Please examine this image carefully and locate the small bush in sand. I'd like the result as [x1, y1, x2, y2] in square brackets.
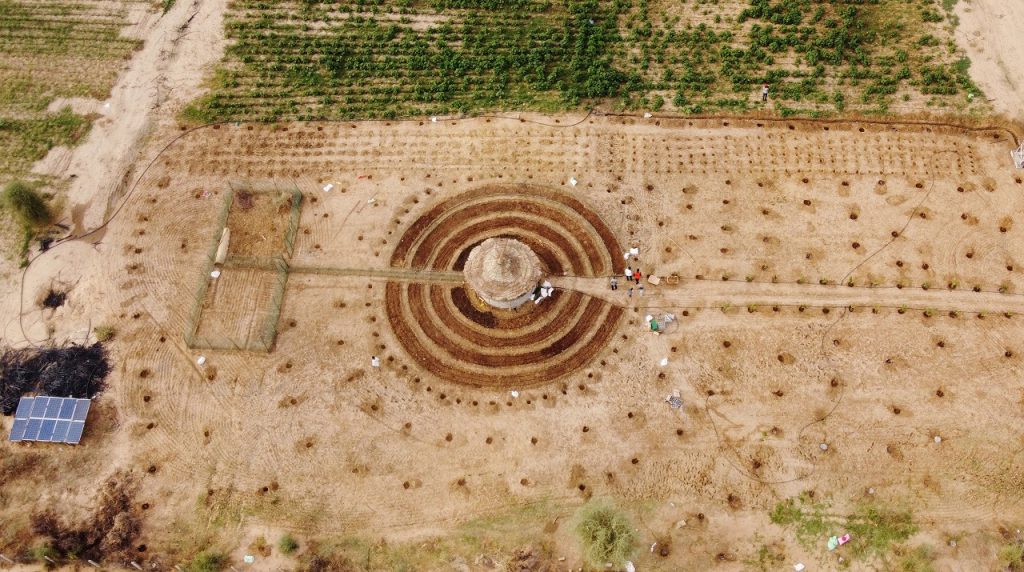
[94, 325, 116, 342]
[186, 550, 228, 572]
[574, 502, 635, 567]
[3, 180, 51, 227]
[1000, 541, 1024, 571]
[278, 533, 299, 555]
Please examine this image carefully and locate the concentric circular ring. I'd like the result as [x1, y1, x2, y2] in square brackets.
[386, 185, 625, 388]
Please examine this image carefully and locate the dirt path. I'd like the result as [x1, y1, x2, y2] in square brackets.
[553, 276, 1024, 315]
[289, 265, 463, 282]
[955, 0, 1024, 119]
[31, 0, 228, 231]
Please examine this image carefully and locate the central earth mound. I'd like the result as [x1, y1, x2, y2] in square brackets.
[386, 185, 624, 388]
[463, 238, 544, 309]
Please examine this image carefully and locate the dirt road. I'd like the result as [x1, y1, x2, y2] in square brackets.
[554, 275, 1024, 315]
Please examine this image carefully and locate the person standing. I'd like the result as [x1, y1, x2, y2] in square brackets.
[638, 284, 645, 296]
[625, 266, 634, 282]
[627, 287, 634, 298]
[610, 276, 618, 291]
[761, 84, 769, 102]
[633, 269, 642, 284]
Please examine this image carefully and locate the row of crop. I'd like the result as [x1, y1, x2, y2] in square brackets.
[190, 0, 979, 122]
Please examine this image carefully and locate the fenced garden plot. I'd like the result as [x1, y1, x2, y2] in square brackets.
[184, 182, 302, 352]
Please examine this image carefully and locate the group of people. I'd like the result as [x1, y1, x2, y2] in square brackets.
[610, 248, 645, 297]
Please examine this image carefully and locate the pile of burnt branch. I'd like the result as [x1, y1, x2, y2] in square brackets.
[0, 342, 110, 415]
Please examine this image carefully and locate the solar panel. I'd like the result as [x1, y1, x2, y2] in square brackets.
[59, 398, 76, 419]
[7, 396, 91, 445]
[73, 400, 89, 422]
[53, 420, 70, 442]
[9, 419, 27, 441]
[24, 418, 42, 440]
[65, 422, 85, 445]
[14, 397, 33, 419]
[38, 419, 56, 441]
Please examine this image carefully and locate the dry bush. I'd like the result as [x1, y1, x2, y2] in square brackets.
[0, 448, 44, 482]
[28, 471, 141, 564]
[303, 554, 356, 572]
[505, 545, 557, 572]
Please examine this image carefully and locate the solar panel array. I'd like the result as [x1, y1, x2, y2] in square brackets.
[8, 396, 91, 445]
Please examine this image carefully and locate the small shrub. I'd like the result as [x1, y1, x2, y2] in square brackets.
[3, 180, 51, 227]
[278, 534, 299, 555]
[93, 325, 116, 342]
[574, 503, 635, 566]
[250, 535, 271, 557]
[29, 543, 59, 563]
[1000, 542, 1024, 570]
[187, 550, 228, 572]
[894, 544, 935, 572]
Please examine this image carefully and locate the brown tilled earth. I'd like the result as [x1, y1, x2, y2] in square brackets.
[6, 114, 1024, 570]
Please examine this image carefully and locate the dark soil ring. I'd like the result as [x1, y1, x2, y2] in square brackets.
[387, 185, 624, 388]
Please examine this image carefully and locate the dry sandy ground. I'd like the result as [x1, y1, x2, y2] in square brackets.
[0, 1, 1020, 569]
[955, 0, 1024, 119]
[1, 0, 228, 347]
[4, 113, 1024, 571]
[31, 0, 228, 232]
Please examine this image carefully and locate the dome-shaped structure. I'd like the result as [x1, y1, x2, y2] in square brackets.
[463, 238, 544, 309]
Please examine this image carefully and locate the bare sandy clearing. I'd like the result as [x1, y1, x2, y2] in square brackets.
[955, 0, 1024, 119]
[6, 114, 1024, 569]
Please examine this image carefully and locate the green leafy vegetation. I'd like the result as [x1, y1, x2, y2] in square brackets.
[278, 533, 299, 555]
[770, 493, 919, 564]
[93, 325, 116, 342]
[186, 0, 983, 122]
[3, 180, 50, 227]
[893, 544, 936, 572]
[744, 540, 786, 571]
[2, 179, 53, 262]
[0, 109, 89, 181]
[573, 502, 635, 567]
[1001, 536, 1024, 571]
[186, 550, 229, 572]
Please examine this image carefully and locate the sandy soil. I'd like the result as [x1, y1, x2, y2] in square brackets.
[955, 0, 1024, 119]
[2, 0, 228, 348]
[4, 113, 1024, 570]
[31, 0, 228, 231]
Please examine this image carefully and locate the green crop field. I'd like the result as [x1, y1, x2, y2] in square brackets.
[0, 0, 145, 183]
[185, 0, 985, 122]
